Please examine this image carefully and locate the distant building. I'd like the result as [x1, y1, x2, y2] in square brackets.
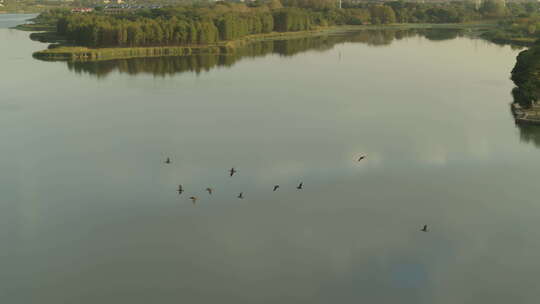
[102, 0, 126, 5]
[71, 7, 93, 12]
[474, 0, 507, 10]
[102, 3, 163, 13]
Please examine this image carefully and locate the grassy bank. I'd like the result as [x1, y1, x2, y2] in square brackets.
[13, 23, 54, 31]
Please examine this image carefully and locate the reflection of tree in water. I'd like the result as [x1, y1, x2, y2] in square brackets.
[69, 55, 238, 78]
[418, 28, 463, 41]
[67, 28, 465, 78]
[517, 124, 540, 148]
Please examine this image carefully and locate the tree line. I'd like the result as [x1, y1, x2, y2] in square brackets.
[511, 41, 540, 108]
[57, 12, 273, 47]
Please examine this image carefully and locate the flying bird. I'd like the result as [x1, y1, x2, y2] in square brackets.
[357, 155, 367, 162]
[189, 196, 197, 204]
[273, 185, 280, 192]
[229, 167, 237, 177]
[206, 187, 213, 195]
[177, 185, 183, 194]
[421, 225, 428, 232]
[165, 157, 171, 164]
[296, 182, 303, 190]
[238, 192, 244, 199]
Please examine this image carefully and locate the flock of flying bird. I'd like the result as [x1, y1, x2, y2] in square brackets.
[163, 155, 429, 232]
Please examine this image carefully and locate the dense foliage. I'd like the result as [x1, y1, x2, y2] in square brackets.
[56, 5, 307, 47]
[511, 42, 540, 108]
[42, 0, 540, 48]
[33, 8, 71, 25]
[487, 16, 540, 43]
[57, 13, 274, 46]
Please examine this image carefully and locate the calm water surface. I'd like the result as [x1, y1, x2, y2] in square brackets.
[2, 14, 540, 304]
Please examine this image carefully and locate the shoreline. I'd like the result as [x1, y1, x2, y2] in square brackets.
[31, 28, 332, 62]
[481, 35, 535, 47]
[512, 103, 540, 126]
[0, 10, 46, 14]
[31, 23, 498, 62]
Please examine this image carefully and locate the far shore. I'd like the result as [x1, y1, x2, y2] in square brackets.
[0, 10, 43, 14]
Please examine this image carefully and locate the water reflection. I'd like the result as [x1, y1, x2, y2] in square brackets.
[517, 124, 540, 147]
[6, 17, 540, 303]
[0, 13, 36, 29]
[66, 28, 467, 78]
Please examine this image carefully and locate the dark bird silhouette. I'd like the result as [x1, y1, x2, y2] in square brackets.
[165, 157, 171, 164]
[358, 155, 367, 162]
[238, 192, 244, 199]
[421, 225, 428, 232]
[229, 167, 237, 177]
[273, 185, 280, 192]
[189, 196, 197, 204]
[206, 187, 213, 195]
[296, 182, 303, 190]
[177, 185, 183, 194]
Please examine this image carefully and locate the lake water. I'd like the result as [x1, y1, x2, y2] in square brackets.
[2, 14, 540, 304]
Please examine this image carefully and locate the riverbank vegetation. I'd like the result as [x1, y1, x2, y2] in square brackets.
[511, 41, 540, 108]
[34, 26, 472, 62]
[483, 15, 540, 45]
[30, 0, 535, 49]
[507, 20, 540, 125]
